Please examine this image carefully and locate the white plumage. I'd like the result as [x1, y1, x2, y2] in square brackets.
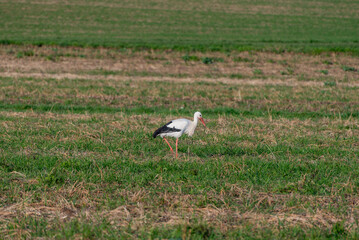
[153, 112, 206, 157]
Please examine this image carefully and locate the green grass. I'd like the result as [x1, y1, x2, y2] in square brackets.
[1, 110, 359, 237]
[1, 76, 358, 118]
[0, 0, 359, 53]
[1, 65, 359, 238]
[342, 65, 357, 72]
[1, 1, 359, 235]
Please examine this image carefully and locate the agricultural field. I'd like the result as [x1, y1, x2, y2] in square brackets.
[0, 45, 358, 239]
[1, 0, 359, 239]
[1, 0, 359, 52]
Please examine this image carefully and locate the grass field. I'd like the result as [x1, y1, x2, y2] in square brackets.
[1, 0, 359, 238]
[0, 45, 358, 239]
[1, 0, 359, 52]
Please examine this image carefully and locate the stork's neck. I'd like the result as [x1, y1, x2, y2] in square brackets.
[193, 115, 198, 126]
[185, 115, 198, 137]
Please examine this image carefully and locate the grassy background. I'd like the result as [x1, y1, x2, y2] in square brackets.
[1, 0, 359, 52]
[0, 46, 359, 237]
[0, 0, 359, 238]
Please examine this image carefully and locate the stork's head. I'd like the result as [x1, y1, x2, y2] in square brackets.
[194, 112, 206, 127]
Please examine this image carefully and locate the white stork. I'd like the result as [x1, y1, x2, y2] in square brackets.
[153, 112, 206, 158]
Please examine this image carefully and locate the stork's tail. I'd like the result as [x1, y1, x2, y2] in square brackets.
[153, 128, 161, 138]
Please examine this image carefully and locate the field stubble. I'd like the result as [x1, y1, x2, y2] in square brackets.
[0, 45, 359, 238]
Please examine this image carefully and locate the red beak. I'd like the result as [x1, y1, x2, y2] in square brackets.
[199, 117, 206, 128]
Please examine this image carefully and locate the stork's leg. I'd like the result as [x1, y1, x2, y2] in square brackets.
[163, 137, 174, 153]
[176, 138, 178, 158]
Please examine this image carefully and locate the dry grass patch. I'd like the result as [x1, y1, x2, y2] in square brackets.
[1, 45, 359, 84]
[2, 185, 359, 236]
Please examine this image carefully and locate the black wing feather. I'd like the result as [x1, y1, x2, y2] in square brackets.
[153, 121, 182, 138]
